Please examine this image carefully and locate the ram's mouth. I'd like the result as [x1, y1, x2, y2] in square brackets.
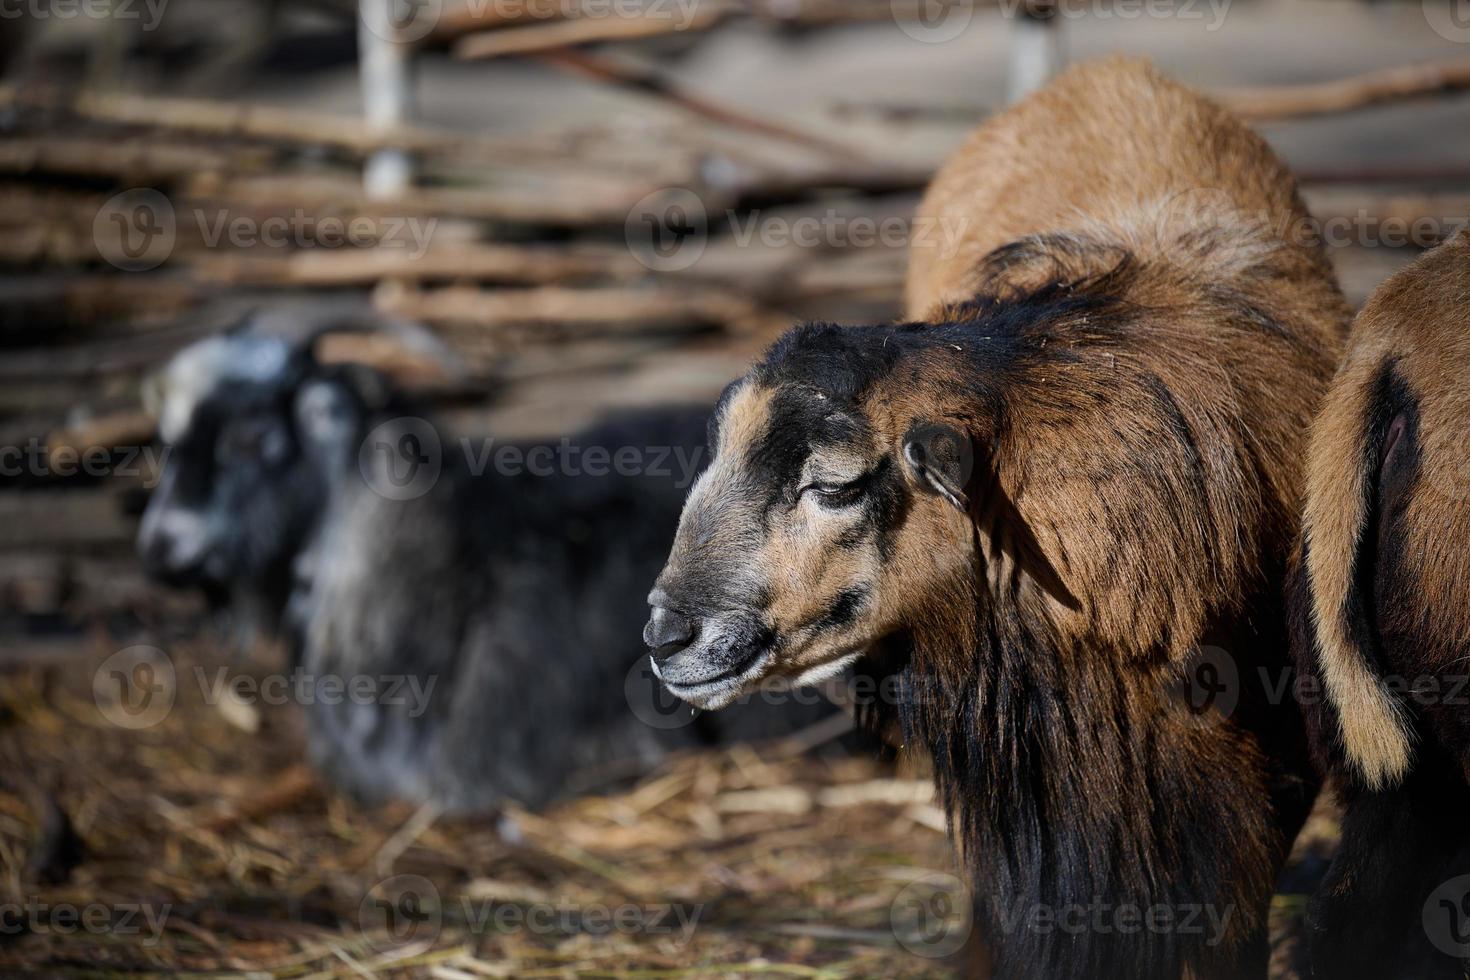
[651, 642, 776, 710]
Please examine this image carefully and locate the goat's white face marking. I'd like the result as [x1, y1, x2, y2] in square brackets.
[154, 335, 293, 444]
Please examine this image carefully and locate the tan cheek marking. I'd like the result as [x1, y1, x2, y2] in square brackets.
[718, 384, 775, 460]
[758, 508, 876, 641]
[875, 497, 974, 628]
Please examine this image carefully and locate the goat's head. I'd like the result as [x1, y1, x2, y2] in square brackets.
[137, 304, 450, 601]
[137, 334, 353, 594]
[644, 321, 1023, 709]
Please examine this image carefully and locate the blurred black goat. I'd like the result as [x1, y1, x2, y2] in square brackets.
[138, 302, 843, 812]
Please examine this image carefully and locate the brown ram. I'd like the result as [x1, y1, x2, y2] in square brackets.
[643, 58, 1349, 978]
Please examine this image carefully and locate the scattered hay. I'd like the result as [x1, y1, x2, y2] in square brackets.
[0, 644, 1337, 978]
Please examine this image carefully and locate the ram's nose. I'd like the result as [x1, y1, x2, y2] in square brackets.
[643, 597, 699, 662]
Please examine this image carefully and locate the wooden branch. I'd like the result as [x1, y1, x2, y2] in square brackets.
[0, 85, 533, 162]
[528, 49, 879, 164]
[193, 242, 644, 286]
[456, 6, 729, 60]
[179, 172, 653, 227]
[375, 283, 767, 332]
[831, 59, 1470, 126]
[1224, 58, 1470, 120]
[0, 492, 137, 551]
[0, 136, 267, 184]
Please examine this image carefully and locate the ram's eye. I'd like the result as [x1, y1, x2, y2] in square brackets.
[804, 477, 868, 509]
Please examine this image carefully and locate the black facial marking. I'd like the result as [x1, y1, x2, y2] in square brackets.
[747, 386, 871, 507]
[813, 587, 869, 633]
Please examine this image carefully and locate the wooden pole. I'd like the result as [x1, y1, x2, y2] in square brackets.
[358, 0, 418, 198]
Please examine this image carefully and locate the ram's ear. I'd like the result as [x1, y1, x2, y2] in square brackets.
[904, 420, 1080, 610]
[902, 422, 973, 511]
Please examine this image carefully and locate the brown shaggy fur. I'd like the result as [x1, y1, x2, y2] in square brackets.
[648, 58, 1349, 978]
[1290, 230, 1470, 977]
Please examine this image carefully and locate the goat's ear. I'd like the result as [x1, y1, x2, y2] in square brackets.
[902, 422, 973, 511]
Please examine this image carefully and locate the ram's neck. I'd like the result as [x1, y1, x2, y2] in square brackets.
[890, 609, 1272, 980]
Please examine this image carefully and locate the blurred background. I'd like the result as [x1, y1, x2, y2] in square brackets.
[1, 0, 1468, 975]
